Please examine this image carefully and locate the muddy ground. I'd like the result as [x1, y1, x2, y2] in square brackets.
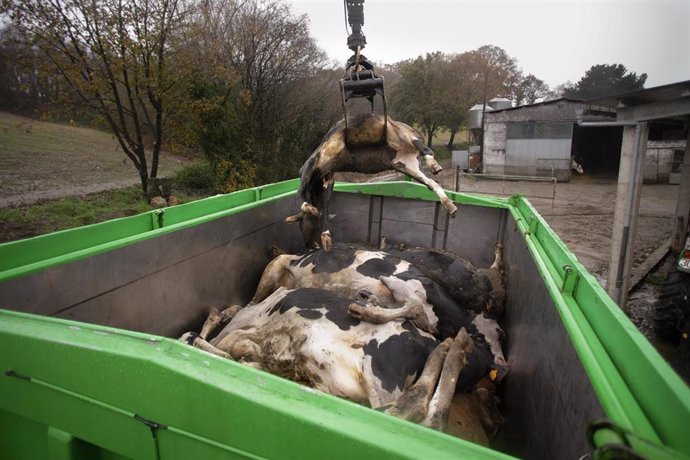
[465, 176, 677, 284]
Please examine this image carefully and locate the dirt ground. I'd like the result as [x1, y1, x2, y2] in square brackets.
[417, 166, 675, 280]
[523, 177, 676, 285]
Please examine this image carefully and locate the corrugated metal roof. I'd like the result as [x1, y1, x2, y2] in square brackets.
[585, 80, 690, 108]
[486, 97, 583, 114]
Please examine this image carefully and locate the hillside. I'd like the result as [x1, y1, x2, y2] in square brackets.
[0, 112, 192, 206]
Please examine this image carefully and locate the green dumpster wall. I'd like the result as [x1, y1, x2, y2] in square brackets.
[0, 180, 688, 459]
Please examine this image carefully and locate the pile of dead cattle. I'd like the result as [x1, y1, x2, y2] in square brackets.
[180, 240, 508, 445]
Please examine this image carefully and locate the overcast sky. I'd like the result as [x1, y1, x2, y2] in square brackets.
[288, 0, 690, 89]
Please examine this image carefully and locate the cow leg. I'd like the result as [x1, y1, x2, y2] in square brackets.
[301, 201, 319, 216]
[423, 328, 474, 431]
[200, 305, 243, 340]
[483, 242, 507, 319]
[392, 156, 457, 217]
[319, 177, 335, 251]
[423, 155, 443, 175]
[179, 332, 231, 359]
[348, 302, 437, 336]
[199, 308, 222, 339]
[250, 255, 295, 305]
[284, 212, 303, 223]
[285, 202, 319, 223]
[490, 242, 504, 272]
[412, 139, 442, 175]
[384, 338, 452, 422]
[179, 305, 243, 357]
[214, 331, 263, 366]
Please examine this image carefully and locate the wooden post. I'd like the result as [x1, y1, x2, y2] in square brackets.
[671, 125, 690, 253]
[607, 123, 649, 310]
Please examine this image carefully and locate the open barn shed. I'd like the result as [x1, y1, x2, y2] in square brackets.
[482, 99, 621, 180]
[481, 98, 686, 182]
[583, 80, 690, 307]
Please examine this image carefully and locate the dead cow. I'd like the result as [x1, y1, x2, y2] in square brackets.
[287, 113, 457, 250]
[182, 287, 474, 431]
[380, 239, 506, 320]
[247, 242, 509, 387]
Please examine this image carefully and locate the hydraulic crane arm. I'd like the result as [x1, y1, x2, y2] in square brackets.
[345, 1, 366, 52]
[341, 0, 387, 142]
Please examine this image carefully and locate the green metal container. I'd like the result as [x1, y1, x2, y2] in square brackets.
[0, 180, 688, 459]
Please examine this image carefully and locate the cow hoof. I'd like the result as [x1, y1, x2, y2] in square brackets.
[348, 303, 365, 319]
[321, 231, 332, 251]
[322, 174, 333, 190]
[409, 303, 438, 335]
[179, 331, 199, 346]
[271, 245, 285, 258]
[220, 305, 243, 323]
[424, 156, 443, 175]
[301, 202, 319, 216]
[284, 213, 302, 223]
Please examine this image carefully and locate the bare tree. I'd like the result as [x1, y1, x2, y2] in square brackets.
[2, 0, 191, 195]
[188, 0, 337, 185]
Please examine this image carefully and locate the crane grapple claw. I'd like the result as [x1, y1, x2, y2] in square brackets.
[340, 0, 387, 143]
[340, 70, 385, 102]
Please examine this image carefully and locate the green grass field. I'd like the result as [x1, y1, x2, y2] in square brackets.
[0, 185, 206, 243]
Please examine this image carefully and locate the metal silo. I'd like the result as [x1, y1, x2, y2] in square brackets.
[468, 103, 492, 130]
[488, 97, 513, 111]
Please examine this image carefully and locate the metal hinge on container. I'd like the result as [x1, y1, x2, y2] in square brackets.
[561, 264, 579, 296]
[134, 413, 168, 438]
[151, 209, 165, 229]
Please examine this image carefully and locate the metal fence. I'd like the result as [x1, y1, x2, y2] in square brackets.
[454, 167, 557, 209]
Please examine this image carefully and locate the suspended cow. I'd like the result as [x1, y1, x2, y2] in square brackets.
[287, 113, 457, 250]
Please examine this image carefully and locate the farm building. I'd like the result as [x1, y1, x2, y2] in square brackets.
[476, 98, 686, 182]
[644, 134, 687, 184]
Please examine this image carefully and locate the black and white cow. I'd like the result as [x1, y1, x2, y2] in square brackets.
[246, 243, 509, 385]
[380, 239, 505, 320]
[181, 287, 474, 430]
